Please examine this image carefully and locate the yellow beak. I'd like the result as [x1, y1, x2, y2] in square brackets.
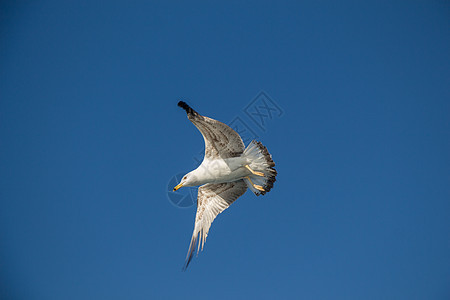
[173, 183, 183, 191]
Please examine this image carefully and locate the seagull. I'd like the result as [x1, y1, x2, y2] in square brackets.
[174, 101, 277, 270]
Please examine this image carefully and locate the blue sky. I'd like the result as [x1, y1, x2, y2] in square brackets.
[1, 1, 449, 299]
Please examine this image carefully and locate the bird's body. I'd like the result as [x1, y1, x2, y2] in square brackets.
[190, 156, 251, 185]
[174, 101, 277, 270]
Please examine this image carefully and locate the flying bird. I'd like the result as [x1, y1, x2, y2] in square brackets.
[174, 101, 277, 270]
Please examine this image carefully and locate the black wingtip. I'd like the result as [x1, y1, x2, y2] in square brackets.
[178, 101, 196, 115]
[177, 100, 189, 109]
[181, 230, 199, 272]
[181, 258, 192, 272]
[178, 101, 200, 117]
[181, 252, 193, 272]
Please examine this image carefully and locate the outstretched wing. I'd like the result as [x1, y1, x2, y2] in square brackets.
[178, 101, 245, 159]
[183, 180, 248, 270]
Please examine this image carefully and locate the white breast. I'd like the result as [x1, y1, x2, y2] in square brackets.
[196, 157, 249, 184]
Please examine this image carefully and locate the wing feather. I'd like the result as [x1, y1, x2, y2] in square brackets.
[178, 101, 245, 159]
[182, 180, 247, 270]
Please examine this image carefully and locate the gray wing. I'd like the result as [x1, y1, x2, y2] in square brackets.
[183, 180, 248, 270]
[178, 101, 245, 159]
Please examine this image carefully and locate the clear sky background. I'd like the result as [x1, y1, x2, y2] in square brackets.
[1, 1, 449, 299]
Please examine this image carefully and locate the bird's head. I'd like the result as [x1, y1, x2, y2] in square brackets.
[173, 171, 197, 191]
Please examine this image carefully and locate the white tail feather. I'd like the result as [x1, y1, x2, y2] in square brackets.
[242, 140, 277, 196]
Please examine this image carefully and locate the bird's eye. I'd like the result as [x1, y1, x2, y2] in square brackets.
[183, 176, 187, 180]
